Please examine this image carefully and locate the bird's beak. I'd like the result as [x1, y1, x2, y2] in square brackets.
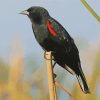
[19, 10, 29, 16]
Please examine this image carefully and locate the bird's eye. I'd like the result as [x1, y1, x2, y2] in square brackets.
[27, 8, 32, 12]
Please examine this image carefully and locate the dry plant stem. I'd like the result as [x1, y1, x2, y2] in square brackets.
[55, 81, 75, 100]
[54, 84, 57, 100]
[45, 51, 57, 100]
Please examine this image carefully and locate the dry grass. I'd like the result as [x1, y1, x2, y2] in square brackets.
[0, 41, 100, 100]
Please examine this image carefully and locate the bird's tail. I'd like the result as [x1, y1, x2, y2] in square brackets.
[76, 67, 90, 94]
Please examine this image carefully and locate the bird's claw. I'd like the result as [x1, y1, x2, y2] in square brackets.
[44, 51, 54, 60]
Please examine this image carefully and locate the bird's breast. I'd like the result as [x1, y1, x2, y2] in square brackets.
[32, 25, 49, 44]
[32, 24, 65, 52]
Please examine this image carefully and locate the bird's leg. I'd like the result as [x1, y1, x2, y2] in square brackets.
[53, 61, 56, 68]
[53, 61, 57, 79]
[53, 73, 57, 79]
[44, 51, 57, 78]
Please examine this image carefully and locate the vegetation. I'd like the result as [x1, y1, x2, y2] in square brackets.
[0, 42, 100, 100]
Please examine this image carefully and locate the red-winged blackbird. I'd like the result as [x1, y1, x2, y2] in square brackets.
[20, 6, 90, 93]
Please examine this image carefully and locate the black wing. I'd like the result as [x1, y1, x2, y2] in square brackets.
[48, 18, 90, 93]
[48, 18, 79, 57]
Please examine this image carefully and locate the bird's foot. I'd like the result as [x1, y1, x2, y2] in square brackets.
[44, 51, 54, 60]
[44, 51, 51, 60]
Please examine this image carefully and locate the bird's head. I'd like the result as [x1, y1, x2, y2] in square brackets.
[20, 6, 50, 25]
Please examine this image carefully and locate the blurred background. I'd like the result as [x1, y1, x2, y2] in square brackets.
[0, 0, 100, 100]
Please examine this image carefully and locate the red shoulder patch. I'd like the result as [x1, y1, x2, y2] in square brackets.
[47, 21, 57, 37]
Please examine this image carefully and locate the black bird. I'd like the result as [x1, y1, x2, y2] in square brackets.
[20, 6, 90, 93]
